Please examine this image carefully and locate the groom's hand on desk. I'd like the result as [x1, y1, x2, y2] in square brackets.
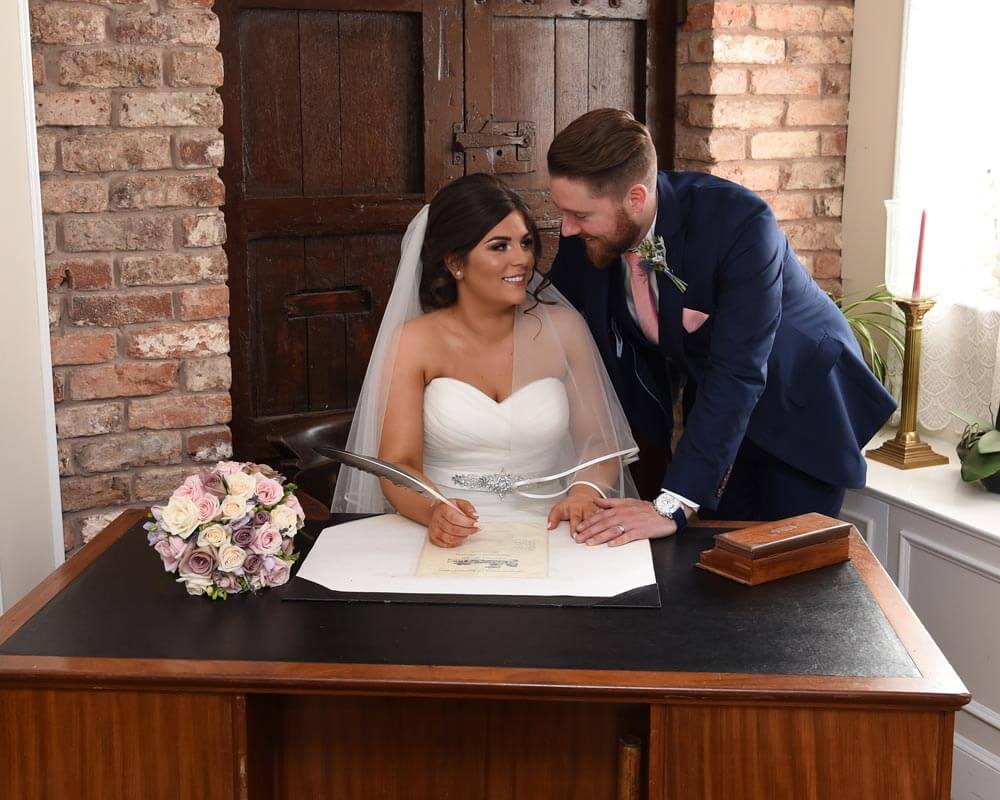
[574, 498, 687, 547]
[427, 498, 479, 548]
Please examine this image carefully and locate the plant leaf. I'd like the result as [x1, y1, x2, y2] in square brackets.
[960, 447, 1000, 482]
[951, 409, 992, 428]
[976, 429, 1000, 454]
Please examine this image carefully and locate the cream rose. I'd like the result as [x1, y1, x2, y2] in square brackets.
[161, 496, 200, 539]
[225, 471, 256, 499]
[217, 544, 247, 573]
[197, 523, 229, 548]
[219, 495, 248, 521]
[180, 574, 213, 596]
[270, 504, 298, 535]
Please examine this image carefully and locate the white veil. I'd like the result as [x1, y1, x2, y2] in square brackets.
[331, 204, 639, 513]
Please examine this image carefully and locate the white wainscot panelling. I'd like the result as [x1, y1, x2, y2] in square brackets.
[892, 506, 1000, 799]
[953, 733, 1000, 800]
[841, 491, 891, 572]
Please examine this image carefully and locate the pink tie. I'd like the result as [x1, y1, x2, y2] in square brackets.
[625, 250, 659, 344]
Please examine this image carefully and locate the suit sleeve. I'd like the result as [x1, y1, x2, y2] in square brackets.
[661, 206, 784, 508]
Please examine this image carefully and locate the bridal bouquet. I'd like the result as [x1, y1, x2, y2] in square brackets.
[144, 461, 305, 599]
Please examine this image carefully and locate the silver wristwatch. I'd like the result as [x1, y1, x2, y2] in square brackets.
[653, 491, 688, 530]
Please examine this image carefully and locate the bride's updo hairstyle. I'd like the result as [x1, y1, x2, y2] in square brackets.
[419, 174, 545, 311]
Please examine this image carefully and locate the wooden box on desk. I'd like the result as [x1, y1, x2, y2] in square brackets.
[696, 513, 852, 586]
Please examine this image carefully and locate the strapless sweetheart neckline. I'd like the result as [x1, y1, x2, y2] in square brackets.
[426, 376, 563, 406]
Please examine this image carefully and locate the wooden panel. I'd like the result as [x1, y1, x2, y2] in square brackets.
[252, 238, 307, 416]
[662, 705, 951, 800]
[485, 700, 648, 800]
[247, 694, 644, 800]
[252, 694, 490, 799]
[299, 11, 343, 197]
[422, 0, 465, 195]
[0, 689, 238, 800]
[588, 19, 640, 114]
[554, 19, 589, 134]
[244, 195, 423, 238]
[478, 0, 647, 19]
[342, 233, 403, 403]
[304, 237, 348, 411]
[491, 16, 554, 191]
[339, 12, 423, 194]
[239, 0, 421, 10]
[240, 9, 302, 198]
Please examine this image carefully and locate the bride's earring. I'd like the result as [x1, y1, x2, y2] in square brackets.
[454, 270, 462, 279]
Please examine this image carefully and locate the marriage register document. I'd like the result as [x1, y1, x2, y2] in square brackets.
[296, 514, 655, 598]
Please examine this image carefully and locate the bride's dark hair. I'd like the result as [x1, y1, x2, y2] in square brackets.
[420, 174, 549, 311]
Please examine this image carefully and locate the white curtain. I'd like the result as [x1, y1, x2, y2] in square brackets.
[890, 0, 1000, 435]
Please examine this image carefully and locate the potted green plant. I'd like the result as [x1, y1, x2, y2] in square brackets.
[955, 406, 1000, 493]
[829, 285, 905, 385]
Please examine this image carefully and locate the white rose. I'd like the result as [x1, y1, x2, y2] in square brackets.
[219, 495, 248, 521]
[270, 505, 299, 535]
[217, 544, 247, 573]
[179, 574, 213, 596]
[161, 496, 200, 539]
[197, 523, 229, 548]
[225, 471, 256, 499]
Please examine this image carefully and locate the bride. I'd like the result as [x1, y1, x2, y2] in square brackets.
[331, 174, 639, 548]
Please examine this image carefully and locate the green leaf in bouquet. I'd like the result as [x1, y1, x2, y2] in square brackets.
[976, 429, 1000, 454]
[960, 446, 1000, 482]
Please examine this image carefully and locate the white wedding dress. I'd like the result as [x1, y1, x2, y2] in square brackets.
[421, 376, 570, 523]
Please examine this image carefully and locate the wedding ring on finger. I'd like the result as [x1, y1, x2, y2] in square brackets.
[615, 523, 626, 536]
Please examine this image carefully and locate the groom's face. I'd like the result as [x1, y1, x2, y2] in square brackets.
[550, 177, 642, 269]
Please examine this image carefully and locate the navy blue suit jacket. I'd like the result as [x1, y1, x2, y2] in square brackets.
[548, 171, 897, 509]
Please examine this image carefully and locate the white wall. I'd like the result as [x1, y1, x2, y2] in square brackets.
[841, 0, 907, 295]
[0, 0, 64, 612]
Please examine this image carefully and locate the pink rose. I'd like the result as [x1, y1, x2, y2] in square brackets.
[153, 536, 189, 572]
[250, 525, 282, 556]
[215, 461, 245, 477]
[173, 474, 205, 502]
[284, 494, 305, 520]
[262, 557, 290, 588]
[254, 475, 283, 506]
[194, 494, 221, 523]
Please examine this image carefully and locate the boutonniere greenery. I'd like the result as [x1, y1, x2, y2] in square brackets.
[636, 235, 687, 293]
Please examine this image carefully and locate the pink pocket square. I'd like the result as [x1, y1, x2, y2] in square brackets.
[682, 308, 710, 333]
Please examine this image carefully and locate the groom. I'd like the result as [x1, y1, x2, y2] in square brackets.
[545, 109, 896, 545]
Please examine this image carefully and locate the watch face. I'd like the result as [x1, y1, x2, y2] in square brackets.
[655, 493, 680, 516]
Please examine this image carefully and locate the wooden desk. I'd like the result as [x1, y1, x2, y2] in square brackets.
[0, 511, 969, 800]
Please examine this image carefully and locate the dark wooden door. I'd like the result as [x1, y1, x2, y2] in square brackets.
[219, 0, 673, 460]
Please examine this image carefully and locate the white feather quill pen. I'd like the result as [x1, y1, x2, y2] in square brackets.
[315, 445, 463, 513]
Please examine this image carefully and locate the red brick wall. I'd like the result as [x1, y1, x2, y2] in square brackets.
[675, 0, 853, 293]
[31, 0, 231, 551]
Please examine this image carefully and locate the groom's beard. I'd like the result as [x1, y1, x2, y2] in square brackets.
[582, 208, 643, 269]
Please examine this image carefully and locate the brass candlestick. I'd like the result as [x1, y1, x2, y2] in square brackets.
[866, 298, 949, 469]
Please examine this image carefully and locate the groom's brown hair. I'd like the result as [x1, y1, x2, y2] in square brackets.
[547, 108, 657, 198]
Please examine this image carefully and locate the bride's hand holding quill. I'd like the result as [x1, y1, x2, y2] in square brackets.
[427, 498, 480, 548]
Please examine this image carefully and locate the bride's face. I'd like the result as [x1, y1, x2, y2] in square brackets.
[454, 211, 535, 307]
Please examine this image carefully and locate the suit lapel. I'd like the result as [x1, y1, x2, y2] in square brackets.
[654, 174, 689, 369]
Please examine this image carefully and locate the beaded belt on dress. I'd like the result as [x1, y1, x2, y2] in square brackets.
[450, 468, 539, 500]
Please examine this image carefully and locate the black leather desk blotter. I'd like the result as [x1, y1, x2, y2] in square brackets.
[284, 515, 661, 608]
[0, 516, 918, 678]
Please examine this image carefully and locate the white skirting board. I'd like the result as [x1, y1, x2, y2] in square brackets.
[953, 733, 1000, 800]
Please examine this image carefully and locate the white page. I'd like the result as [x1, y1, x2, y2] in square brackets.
[295, 514, 656, 598]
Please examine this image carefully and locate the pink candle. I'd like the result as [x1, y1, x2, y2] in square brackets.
[912, 209, 926, 298]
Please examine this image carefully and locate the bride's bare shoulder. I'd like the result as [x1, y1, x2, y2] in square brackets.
[397, 311, 448, 357]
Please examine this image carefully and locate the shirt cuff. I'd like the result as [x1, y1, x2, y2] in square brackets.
[660, 488, 699, 512]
